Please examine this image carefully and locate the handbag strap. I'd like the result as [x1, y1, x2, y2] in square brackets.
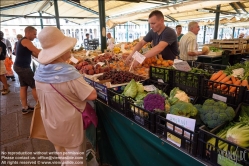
[50, 83, 82, 113]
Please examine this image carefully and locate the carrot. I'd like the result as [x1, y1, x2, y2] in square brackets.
[231, 76, 236, 84]
[220, 76, 231, 83]
[214, 73, 227, 87]
[216, 73, 227, 82]
[220, 81, 232, 90]
[210, 70, 223, 81]
[229, 80, 241, 93]
[241, 79, 248, 87]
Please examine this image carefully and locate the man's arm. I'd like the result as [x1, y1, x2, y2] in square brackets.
[144, 41, 168, 58]
[125, 39, 147, 64]
[21, 39, 40, 58]
[186, 38, 207, 56]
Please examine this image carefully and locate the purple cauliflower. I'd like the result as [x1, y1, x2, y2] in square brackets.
[143, 94, 165, 112]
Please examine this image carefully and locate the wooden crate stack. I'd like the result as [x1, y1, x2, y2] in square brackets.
[209, 39, 247, 54]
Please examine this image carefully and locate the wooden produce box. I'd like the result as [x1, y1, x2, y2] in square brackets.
[210, 39, 247, 54]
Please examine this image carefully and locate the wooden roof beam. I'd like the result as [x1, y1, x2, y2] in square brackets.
[229, 3, 241, 14]
[236, 2, 248, 14]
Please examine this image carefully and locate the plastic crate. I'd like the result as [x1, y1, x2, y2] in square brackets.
[198, 102, 249, 166]
[149, 66, 173, 84]
[107, 88, 127, 115]
[187, 62, 226, 76]
[128, 103, 158, 133]
[172, 70, 203, 96]
[126, 79, 169, 133]
[156, 115, 199, 156]
[201, 79, 245, 108]
[243, 90, 249, 104]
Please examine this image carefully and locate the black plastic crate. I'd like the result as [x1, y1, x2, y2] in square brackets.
[156, 114, 199, 156]
[243, 90, 249, 104]
[187, 62, 227, 74]
[201, 79, 245, 108]
[125, 79, 169, 133]
[107, 88, 127, 115]
[127, 103, 158, 133]
[172, 70, 203, 96]
[198, 123, 249, 165]
[149, 66, 173, 84]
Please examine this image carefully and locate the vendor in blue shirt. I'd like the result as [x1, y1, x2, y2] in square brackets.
[125, 10, 178, 67]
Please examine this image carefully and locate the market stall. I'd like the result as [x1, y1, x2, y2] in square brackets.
[96, 100, 206, 166]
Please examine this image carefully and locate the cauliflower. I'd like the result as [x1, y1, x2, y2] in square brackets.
[168, 87, 190, 105]
[231, 68, 244, 78]
[169, 101, 198, 117]
[194, 99, 235, 129]
[143, 94, 165, 111]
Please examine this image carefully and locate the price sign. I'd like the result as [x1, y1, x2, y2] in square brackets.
[86, 51, 90, 56]
[212, 93, 227, 102]
[132, 51, 146, 64]
[96, 62, 105, 66]
[173, 61, 191, 72]
[143, 85, 157, 92]
[166, 114, 196, 147]
[70, 56, 79, 64]
[121, 44, 126, 53]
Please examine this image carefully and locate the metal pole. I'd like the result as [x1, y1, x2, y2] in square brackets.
[113, 27, 115, 43]
[203, 25, 206, 44]
[39, 12, 44, 29]
[220, 28, 224, 39]
[98, 0, 106, 52]
[213, 4, 220, 39]
[53, 0, 60, 29]
[148, 22, 150, 32]
[232, 27, 235, 39]
[126, 22, 128, 42]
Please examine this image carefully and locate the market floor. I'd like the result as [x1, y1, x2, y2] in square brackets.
[0, 73, 102, 166]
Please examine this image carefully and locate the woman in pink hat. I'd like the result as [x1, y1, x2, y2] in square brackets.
[34, 27, 97, 166]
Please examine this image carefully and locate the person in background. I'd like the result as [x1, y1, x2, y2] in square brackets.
[4, 55, 15, 81]
[13, 34, 23, 55]
[34, 26, 97, 166]
[0, 31, 12, 56]
[14, 26, 40, 115]
[84, 33, 90, 50]
[179, 21, 209, 61]
[176, 25, 184, 43]
[0, 40, 10, 95]
[125, 10, 178, 67]
[239, 33, 245, 38]
[106, 32, 115, 46]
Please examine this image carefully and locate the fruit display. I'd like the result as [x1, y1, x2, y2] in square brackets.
[98, 70, 145, 84]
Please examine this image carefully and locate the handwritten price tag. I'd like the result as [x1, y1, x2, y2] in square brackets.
[70, 56, 79, 64]
[132, 51, 146, 64]
[143, 85, 157, 92]
[86, 51, 90, 56]
[173, 61, 191, 72]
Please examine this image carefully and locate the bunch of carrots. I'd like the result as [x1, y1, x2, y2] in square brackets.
[209, 70, 249, 93]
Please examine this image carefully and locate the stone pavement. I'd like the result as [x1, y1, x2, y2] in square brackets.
[0, 74, 61, 166]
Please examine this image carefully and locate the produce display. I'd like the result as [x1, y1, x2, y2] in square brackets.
[205, 103, 249, 155]
[70, 41, 249, 165]
[194, 99, 235, 129]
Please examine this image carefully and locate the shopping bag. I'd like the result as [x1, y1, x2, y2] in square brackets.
[29, 101, 48, 140]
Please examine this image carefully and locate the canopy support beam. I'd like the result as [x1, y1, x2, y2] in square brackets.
[213, 5, 220, 40]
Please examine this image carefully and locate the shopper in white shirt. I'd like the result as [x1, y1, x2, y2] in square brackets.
[107, 33, 115, 46]
[179, 22, 208, 61]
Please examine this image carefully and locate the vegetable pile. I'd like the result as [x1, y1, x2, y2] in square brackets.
[194, 99, 235, 129]
[206, 104, 249, 153]
[208, 62, 249, 94]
